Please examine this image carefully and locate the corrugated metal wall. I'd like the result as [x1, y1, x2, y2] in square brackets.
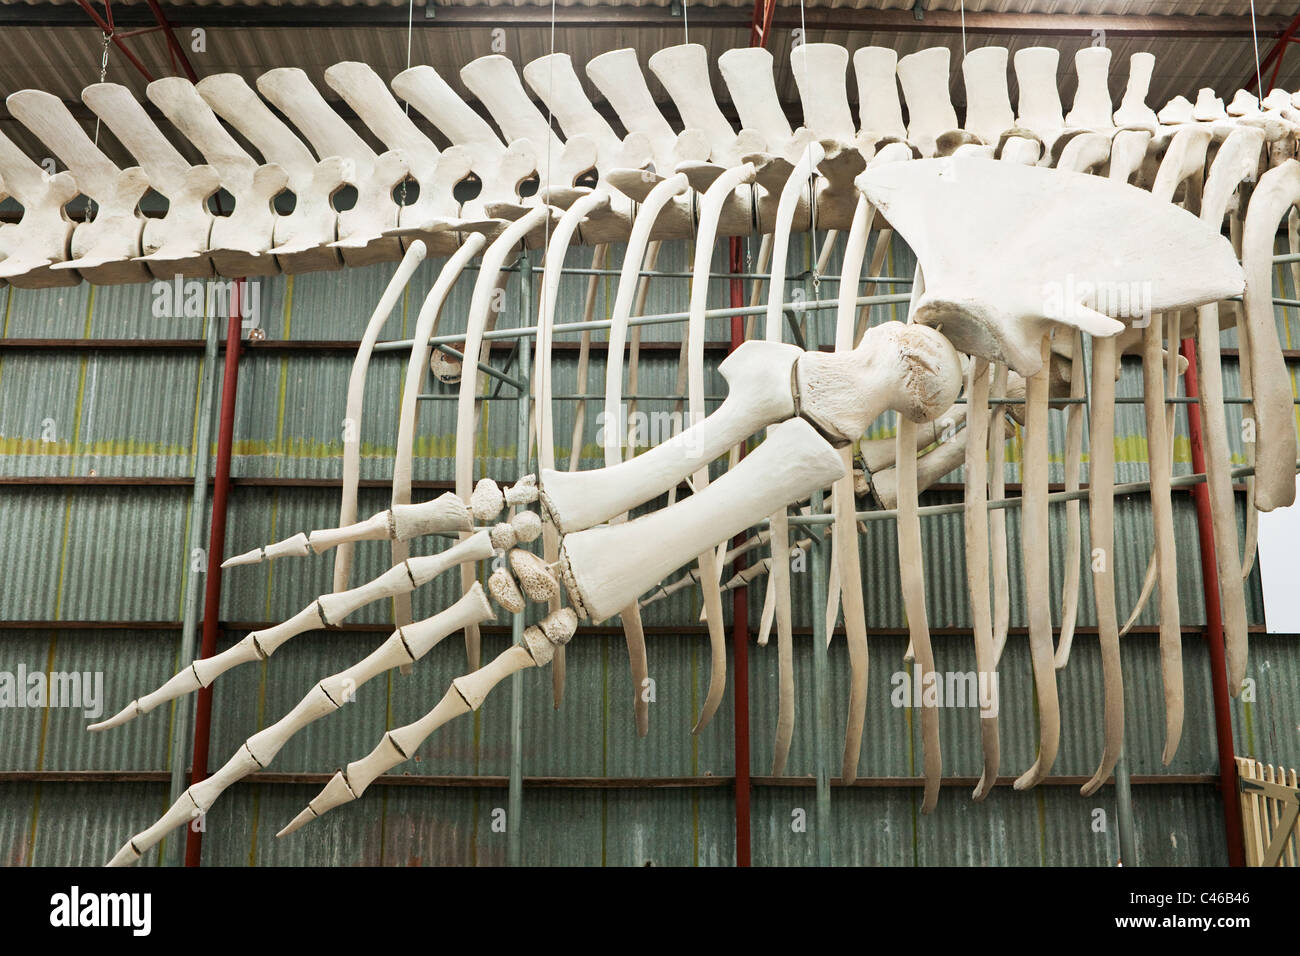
[1, 231, 1297, 866]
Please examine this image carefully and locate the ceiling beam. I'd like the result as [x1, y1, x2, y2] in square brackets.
[0, 3, 1290, 39]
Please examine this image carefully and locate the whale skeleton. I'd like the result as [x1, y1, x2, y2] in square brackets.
[13, 41, 1295, 864]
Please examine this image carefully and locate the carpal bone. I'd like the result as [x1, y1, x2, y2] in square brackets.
[505, 475, 539, 507]
[522, 608, 579, 667]
[489, 567, 526, 614]
[511, 510, 542, 543]
[558, 418, 845, 624]
[509, 549, 559, 603]
[472, 478, 506, 523]
[490, 523, 518, 552]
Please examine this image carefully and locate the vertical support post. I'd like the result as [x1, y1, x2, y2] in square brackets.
[1180, 337, 1247, 867]
[507, 254, 532, 867]
[164, 296, 220, 867]
[1114, 747, 1137, 865]
[804, 262, 832, 866]
[184, 278, 244, 867]
[728, 237, 752, 867]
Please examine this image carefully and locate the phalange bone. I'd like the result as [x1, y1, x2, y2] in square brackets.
[489, 567, 526, 614]
[472, 478, 506, 523]
[511, 510, 542, 544]
[896, 47, 959, 157]
[282, 644, 538, 837]
[509, 549, 560, 603]
[961, 46, 1014, 146]
[105, 584, 495, 866]
[504, 475, 539, 507]
[859, 157, 1243, 377]
[559, 418, 844, 625]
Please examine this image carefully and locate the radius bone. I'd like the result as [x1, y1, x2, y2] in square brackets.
[558, 417, 845, 623]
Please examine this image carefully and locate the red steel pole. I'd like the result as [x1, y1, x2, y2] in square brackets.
[1179, 337, 1246, 867]
[185, 280, 243, 867]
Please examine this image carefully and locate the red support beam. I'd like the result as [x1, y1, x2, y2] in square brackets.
[144, 0, 200, 83]
[72, 0, 155, 82]
[1179, 337, 1247, 868]
[184, 280, 244, 867]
